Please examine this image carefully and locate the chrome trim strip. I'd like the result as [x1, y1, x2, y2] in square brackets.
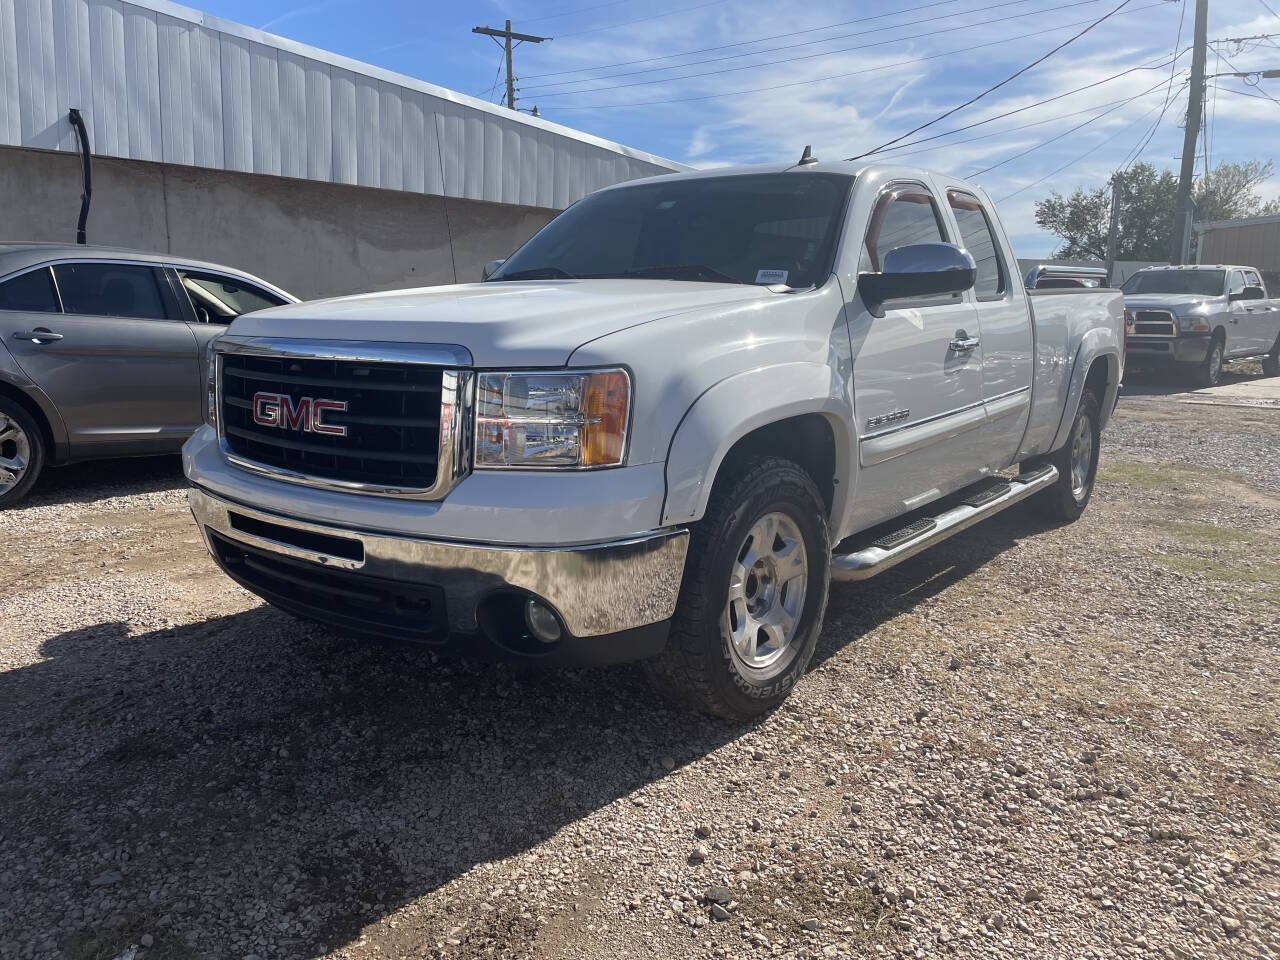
[832, 466, 1059, 581]
[216, 337, 473, 367]
[189, 487, 690, 637]
[215, 338, 474, 500]
[860, 386, 1030, 442]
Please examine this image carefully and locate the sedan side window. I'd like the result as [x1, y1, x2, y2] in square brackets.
[178, 270, 286, 323]
[0, 268, 60, 313]
[863, 186, 947, 273]
[52, 263, 172, 320]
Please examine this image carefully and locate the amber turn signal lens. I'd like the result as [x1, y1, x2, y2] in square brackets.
[581, 370, 629, 467]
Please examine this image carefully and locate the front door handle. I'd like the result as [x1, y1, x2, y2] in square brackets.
[949, 331, 980, 352]
[12, 328, 64, 344]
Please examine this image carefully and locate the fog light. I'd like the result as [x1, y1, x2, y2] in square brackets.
[524, 598, 562, 643]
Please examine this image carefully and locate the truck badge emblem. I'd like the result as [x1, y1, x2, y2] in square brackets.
[252, 392, 348, 437]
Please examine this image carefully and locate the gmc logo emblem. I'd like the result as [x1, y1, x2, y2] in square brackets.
[252, 392, 348, 437]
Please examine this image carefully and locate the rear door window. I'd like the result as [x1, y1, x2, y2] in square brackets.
[0, 268, 60, 312]
[52, 263, 172, 320]
[177, 270, 286, 323]
[947, 191, 1005, 299]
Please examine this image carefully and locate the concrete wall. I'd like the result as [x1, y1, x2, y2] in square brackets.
[0, 144, 556, 299]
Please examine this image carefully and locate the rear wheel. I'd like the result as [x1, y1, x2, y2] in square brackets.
[1263, 335, 1280, 377]
[644, 456, 830, 719]
[1024, 390, 1101, 523]
[0, 398, 44, 509]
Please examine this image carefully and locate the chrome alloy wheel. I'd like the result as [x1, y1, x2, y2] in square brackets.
[1069, 410, 1093, 501]
[0, 412, 31, 496]
[1207, 342, 1223, 384]
[725, 511, 809, 673]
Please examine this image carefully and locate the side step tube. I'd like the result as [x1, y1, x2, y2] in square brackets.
[831, 465, 1058, 582]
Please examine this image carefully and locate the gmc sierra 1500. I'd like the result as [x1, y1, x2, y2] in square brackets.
[183, 160, 1124, 718]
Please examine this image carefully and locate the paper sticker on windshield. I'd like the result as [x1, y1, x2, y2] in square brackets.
[755, 269, 789, 285]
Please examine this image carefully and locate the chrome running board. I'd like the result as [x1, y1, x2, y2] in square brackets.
[830, 465, 1058, 582]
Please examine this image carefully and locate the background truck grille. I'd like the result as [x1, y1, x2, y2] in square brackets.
[1133, 311, 1177, 336]
[220, 353, 444, 490]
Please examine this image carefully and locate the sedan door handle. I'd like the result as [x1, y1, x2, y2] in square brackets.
[949, 332, 980, 352]
[12, 329, 64, 344]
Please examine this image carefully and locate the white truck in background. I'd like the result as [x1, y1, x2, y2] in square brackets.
[183, 159, 1125, 718]
[1122, 264, 1280, 386]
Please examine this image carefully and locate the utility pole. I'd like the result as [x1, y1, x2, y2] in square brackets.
[472, 20, 550, 111]
[1170, 0, 1208, 264]
[1105, 172, 1123, 285]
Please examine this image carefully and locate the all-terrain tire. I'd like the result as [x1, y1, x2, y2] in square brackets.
[1023, 389, 1101, 524]
[643, 456, 830, 720]
[1193, 335, 1225, 388]
[1263, 335, 1280, 378]
[0, 396, 45, 509]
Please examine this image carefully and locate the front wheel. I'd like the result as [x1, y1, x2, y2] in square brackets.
[1024, 390, 1101, 523]
[644, 456, 830, 719]
[1194, 337, 1224, 388]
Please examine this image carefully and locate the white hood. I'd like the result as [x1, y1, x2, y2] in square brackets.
[228, 279, 777, 366]
[1123, 293, 1220, 315]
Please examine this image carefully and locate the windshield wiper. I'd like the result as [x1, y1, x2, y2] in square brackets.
[622, 264, 745, 284]
[490, 266, 576, 281]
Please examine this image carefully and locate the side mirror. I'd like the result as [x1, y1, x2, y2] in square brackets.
[482, 258, 506, 281]
[1233, 284, 1266, 302]
[857, 243, 976, 317]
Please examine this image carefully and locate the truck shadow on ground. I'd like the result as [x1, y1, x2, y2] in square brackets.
[1, 505, 1046, 958]
[1120, 359, 1265, 398]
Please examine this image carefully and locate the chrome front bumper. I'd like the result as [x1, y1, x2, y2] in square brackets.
[188, 487, 689, 643]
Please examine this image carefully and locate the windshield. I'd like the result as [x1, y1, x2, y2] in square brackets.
[1122, 270, 1225, 296]
[491, 173, 852, 288]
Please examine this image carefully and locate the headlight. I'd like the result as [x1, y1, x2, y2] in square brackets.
[1179, 315, 1211, 333]
[475, 369, 630, 468]
[204, 344, 219, 426]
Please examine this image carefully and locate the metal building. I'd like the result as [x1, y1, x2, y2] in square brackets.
[1196, 215, 1280, 289]
[0, 0, 684, 297]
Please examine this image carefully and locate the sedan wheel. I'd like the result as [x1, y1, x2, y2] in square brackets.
[0, 411, 32, 496]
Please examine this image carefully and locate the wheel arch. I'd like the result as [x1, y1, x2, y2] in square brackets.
[661, 362, 852, 528]
[1050, 335, 1121, 451]
[0, 376, 65, 463]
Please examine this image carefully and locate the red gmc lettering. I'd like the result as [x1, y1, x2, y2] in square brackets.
[252, 392, 348, 437]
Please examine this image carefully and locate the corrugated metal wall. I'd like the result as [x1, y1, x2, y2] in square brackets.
[1198, 219, 1280, 277]
[0, 0, 683, 209]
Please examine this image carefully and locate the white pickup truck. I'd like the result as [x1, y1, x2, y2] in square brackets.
[183, 161, 1125, 718]
[1122, 264, 1280, 386]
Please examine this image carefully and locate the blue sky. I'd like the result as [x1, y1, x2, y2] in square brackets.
[198, 0, 1280, 256]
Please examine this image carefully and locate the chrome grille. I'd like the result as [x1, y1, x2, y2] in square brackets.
[216, 341, 472, 499]
[1132, 310, 1176, 336]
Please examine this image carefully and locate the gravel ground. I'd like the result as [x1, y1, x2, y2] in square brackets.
[1, 371, 1278, 960]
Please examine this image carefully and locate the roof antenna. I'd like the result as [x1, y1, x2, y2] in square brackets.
[797, 145, 818, 166]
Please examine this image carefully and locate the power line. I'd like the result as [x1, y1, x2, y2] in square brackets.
[1118, 0, 1188, 172]
[997, 98, 1167, 201]
[1257, 0, 1280, 19]
[1210, 83, 1280, 106]
[522, 0, 630, 25]
[873, 50, 1185, 157]
[556, 0, 730, 39]
[521, 0, 991, 81]
[969, 78, 1172, 176]
[546, 2, 1171, 111]
[523, 0, 1100, 95]
[849, 0, 1141, 160]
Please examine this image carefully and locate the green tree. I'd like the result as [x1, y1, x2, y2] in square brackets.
[1034, 160, 1280, 260]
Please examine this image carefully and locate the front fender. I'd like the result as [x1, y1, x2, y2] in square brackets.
[1050, 329, 1120, 451]
[662, 362, 852, 526]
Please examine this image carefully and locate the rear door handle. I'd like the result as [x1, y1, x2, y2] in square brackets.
[12, 328, 64, 344]
[949, 332, 980, 352]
